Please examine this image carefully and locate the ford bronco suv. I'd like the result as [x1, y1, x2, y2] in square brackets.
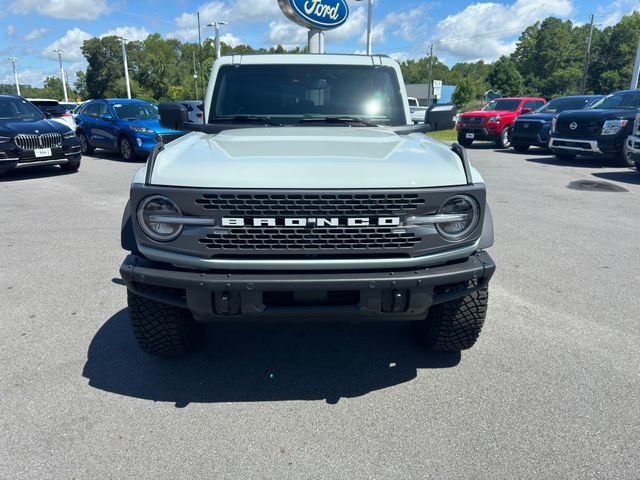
[119, 54, 496, 357]
[457, 97, 546, 148]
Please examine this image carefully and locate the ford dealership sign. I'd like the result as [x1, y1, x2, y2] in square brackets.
[278, 0, 349, 30]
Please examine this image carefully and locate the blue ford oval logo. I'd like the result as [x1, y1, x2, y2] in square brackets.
[278, 0, 349, 30]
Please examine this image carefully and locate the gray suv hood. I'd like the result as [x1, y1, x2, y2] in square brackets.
[148, 127, 471, 189]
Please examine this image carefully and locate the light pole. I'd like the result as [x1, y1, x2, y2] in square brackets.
[53, 49, 69, 102]
[8, 57, 20, 96]
[355, 0, 373, 55]
[119, 37, 132, 99]
[206, 21, 227, 59]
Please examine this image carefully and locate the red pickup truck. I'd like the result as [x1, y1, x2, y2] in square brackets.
[456, 97, 546, 148]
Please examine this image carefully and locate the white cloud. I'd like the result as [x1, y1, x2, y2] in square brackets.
[11, 0, 112, 20]
[24, 28, 50, 41]
[102, 26, 150, 42]
[7, 24, 16, 36]
[220, 32, 241, 47]
[266, 20, 308, 48]
[432, 0, 574, 61]
[598, 0, 640, 27]
[41, 28, 92, 62]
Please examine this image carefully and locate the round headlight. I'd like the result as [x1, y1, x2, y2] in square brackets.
[436, 195, 480, 241]
[137, 195, 183, 242]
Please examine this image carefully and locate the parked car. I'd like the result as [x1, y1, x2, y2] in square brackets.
[75, 99, 184, 161]
[626, 114, 640, 172]
[180, 101, 204, 124]
[456, 97, 546, 148]
[0, 95, 81, 175]
[27, 98, 76, 131]
[549, 90, 640, 167]
[510, 95, 603, 152]
[407, 97, 427, 124]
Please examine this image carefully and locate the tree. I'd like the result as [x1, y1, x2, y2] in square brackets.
[82, 36, 129, 98]
[487, 56, 524, 97]
[452, 77, 474, 108]
[74, 71, 88, 100]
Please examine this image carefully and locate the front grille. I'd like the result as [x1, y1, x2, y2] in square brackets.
[462, 116, 485, 125]
[513, 120, 543, 134]
[557, 119, 601, 137]
[199, 227, 421, 251]
[154, 133, 184, 144]
[14, 133, 62, 150]
[195, 193, 426, 217]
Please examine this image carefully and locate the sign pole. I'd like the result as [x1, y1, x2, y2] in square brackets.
[631, 38, 640, 90]
[308, 29, 325, 54]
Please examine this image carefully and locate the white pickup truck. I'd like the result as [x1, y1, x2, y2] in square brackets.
[407, 96, 428, 124]
[119, 54, 495, 357]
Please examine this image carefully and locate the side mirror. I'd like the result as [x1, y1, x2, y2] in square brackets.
[424, 103, 458, 131]
[520, 108, 532, 114]
[101, 115, 114, 121]
[159, 102, 189, 130]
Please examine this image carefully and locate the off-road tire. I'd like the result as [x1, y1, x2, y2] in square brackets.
[458, 136, 473, 147]
[513, 144, 530, 153]
[77, 131, 94, 155]
[496, 127, 511, 148]
[59, 159, 81, 172]
[413, 282, 489, 351]
[127, 289, 205, 357]
[555, 153, 576, 161]
[615, 138, 635, 167]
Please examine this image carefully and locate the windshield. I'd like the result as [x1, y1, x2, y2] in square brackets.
[30, 101, 67, 117]
[589, 92, 640, 110]
[210, 64, 406, 125]
[0, 97, 44, 122]
[482, 99, 521, 112]
[537, 97, 595, 113]
[113, 102, 158, 120]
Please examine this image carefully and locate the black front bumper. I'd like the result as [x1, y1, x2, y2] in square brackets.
[120, 252, 495, 321]
[511, 131, 550, 147]
[458, 127, 495, 141]
[549, 135, 623, 158]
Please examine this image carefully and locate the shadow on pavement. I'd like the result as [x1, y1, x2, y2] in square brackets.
[592, 170, 640, 186]
[83, 309, 460, 407]
[0, 165, 75, 182]
[86, 151, 147, 163]
[524, 155, 617, 169]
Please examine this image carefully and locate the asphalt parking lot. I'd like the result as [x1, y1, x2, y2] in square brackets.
[1, 145, 639, 479]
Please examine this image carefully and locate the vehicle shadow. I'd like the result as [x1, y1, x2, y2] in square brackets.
[592, 170, 640, 185]
[524, 155, 618, 169]
[83, 309, 461, 407]
[0, 165, 75, 182]
[86, 151, 147, 163]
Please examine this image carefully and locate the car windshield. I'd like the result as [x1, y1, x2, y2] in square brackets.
[537, 97, 594, 113]
[113, 102, 158, 120]
[30, 101, 67, 117]
[482, 99, 521, 112]
[0, 97, 43, 122]
[589, 92, 640, 110]
[210, 64, 406, 125]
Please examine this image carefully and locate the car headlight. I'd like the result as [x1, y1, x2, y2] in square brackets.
[551, 117, 558, 133]
[601, 119, 628, 136]
[487, 116, 501, 123]
[62, 131, 76, 139]
[435, 195, 480, 241]
[137, 195, 183, 241]
[129, 125, 155, 134]
[0, 136, 11, 143]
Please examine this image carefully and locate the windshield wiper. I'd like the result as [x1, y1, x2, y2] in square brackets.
[211, 115, 282, 126]
[299, 116, 380, 127]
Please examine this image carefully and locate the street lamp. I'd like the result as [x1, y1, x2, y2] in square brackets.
[118, 37, 132, 99]
[52, 49, 69, 102]
[8, 57, 20, 96]
[355, 0, 373, 55]
[206, 21, 228, 59]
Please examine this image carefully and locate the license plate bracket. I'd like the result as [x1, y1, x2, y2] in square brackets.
[34, 148, 52, 158]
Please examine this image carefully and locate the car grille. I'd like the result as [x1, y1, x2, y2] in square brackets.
[557, 119, 601, 137]
[199, 227, 421, 251]
[513, 120, 543, 134]
[14, 133, 62, 150]
[154, 133, 184, 144]
[195, 193, 426, 217]
[462, 116, 485, 125]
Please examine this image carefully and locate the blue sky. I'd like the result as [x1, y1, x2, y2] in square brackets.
[0, 0, 638, 88]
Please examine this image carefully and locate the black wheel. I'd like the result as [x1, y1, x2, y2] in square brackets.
[513, 144, 530, 153]
[555, 153, 576, 161]
[119, 136, 135, 161]
[458, 136, 473, 147]
[496, 127, 511, 148]
[77, 131, 93, 154]
[413, 282, 489, 351]
[615, 137, 635, 167]
[59, 159, 81, 172]
[127, 289, 205, 357]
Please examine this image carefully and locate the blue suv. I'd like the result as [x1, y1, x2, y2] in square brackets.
[75, 99, 183, 160]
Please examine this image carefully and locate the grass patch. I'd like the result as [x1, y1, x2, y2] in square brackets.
[426, 128, 457, 142]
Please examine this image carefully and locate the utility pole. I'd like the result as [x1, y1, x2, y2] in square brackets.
[193, 50, 198, 100]
[197, 12, 203, 101]
[119, 37, 132, 99]
[53, 49, 69, 102]
[427, 44, 434, 106]
[580, 14, 595, 94]
[366, 0, 373, 55]
[632, 38, 640, 90]
[8, 57, 20, 96]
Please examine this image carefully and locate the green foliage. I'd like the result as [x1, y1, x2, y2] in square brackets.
[487, 56, 524, 97]
[451, 77, 474, 109]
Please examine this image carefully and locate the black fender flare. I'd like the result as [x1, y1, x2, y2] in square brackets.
[121, 199, 139, 254]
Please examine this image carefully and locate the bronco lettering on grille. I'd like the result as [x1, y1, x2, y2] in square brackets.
[222, 217, 401, 228]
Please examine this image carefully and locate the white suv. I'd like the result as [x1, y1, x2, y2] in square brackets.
[28, 98, 76, 131]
